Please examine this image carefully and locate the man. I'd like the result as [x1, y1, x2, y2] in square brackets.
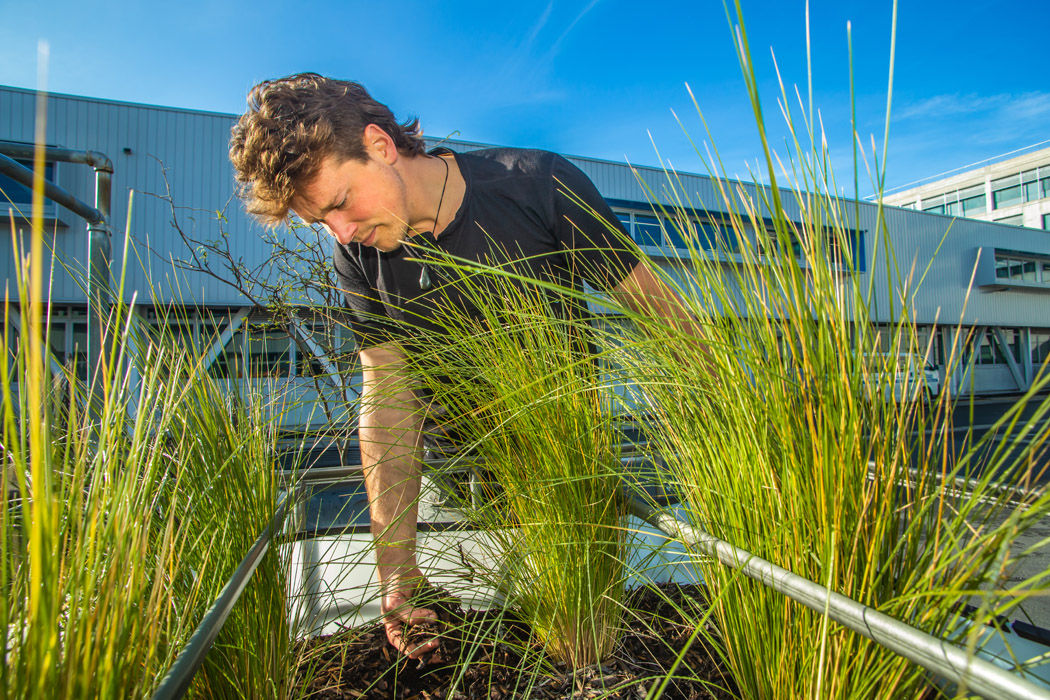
[230, 73, 697, 660]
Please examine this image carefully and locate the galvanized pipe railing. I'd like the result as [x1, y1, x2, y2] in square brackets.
[626, 497, 1050, 700]
[0, 153, 105, 223]
[0, 141, 113, 389]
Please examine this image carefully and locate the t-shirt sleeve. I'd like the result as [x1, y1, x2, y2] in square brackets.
[332, 243, 402, 349]
[549, 154, 640, 291]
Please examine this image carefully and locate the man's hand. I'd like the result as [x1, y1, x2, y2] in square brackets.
[381, 578, 440, 661]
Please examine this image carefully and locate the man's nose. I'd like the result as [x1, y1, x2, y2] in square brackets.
[322, 214, 358, 245]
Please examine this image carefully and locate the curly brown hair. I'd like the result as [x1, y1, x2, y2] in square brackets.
[229, 73, 426, 225]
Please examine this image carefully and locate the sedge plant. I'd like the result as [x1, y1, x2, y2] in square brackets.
[598, 4, 1050, 697]
[1, 133, 299, 696]
[392, 257, 630, 672]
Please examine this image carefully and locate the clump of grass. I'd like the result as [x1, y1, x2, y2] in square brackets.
[144, 307, 293, 698]
[602, 5, 1050, 697]
[400, 263, 629, 670]
[1, 141, 296, 696]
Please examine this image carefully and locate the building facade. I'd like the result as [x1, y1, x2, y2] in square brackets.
[2, 85, 1050, 422]
[883, 145, 1050, 232]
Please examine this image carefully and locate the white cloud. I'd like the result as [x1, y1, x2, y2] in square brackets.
[896, 91, 1050, 122]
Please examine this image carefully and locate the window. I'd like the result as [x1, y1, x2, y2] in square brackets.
[921, 185, 987, 217]
[1033, 329, 1050, 366]
[966, 332, 1006, 366]
[633, 214, 663, 248]
[0, 158, 57, 217]
[922, 200, 945, 215]
[993, 166, 1050, 210]
[1000, 328, 1023, 363]
[1043, 213, 1050, 231]
[993, 175, 1023, 209]
[994, 252, 1050, 286]
[1022, 170, 1040, 202]
[958, 184, 987, 215]
[612, 208, 710, 250]
[295, 322, 354, 377]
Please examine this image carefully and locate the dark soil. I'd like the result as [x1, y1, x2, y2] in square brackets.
[296, 584, 737, 700]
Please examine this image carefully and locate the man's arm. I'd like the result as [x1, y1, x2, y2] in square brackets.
[358, 342, 438, 660]
[611, 261, 716, 372]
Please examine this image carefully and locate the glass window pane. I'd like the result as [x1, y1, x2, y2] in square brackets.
[665, 216, 689, 249]
[71, 322, 88, 379]
[0, 161, 55, 207]
[993, 185, 1023, 209]
[1022, 261, 1037, 282]
[246, 324, 290, 378]
[633, 214, 663, 247]
[1033, 331, 1050, 365]
[960, 194, 986, 215]
[996, 258, 1012, 278]
[1024, 181, 1040, 203]
[47, 322, 67, 363]
[210, 328, 243, 379]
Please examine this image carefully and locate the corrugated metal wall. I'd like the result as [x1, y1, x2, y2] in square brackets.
[1, 86, 262, 305]
[3, 85, 1049, 335]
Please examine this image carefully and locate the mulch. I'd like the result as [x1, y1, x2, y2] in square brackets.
[296, 583, 737, 700]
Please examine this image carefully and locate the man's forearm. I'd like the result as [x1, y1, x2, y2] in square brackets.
[360, 403, 424, 584]
[358, 344, 426, 587]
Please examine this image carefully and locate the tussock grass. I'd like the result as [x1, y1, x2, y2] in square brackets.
[397, 265, 630, 670]
[1, 136, 298, 696]
[600, 4, 1050, 697]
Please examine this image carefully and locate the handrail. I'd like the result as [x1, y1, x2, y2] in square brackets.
[0, 153, 105, 223]
[150, 492, 291, 700]
[626, 496, 1050, 700]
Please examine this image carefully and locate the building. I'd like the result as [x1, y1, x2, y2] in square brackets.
[883, 145, 1050, 232]
[2, 84, 1049, 415]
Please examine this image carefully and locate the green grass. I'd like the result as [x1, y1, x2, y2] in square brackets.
[1, 141, 300, 697]
[598, 4, 1050, 697]
[398, 267, 630, 670]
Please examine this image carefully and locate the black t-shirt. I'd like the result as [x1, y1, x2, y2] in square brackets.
[333, 147, 639, 349]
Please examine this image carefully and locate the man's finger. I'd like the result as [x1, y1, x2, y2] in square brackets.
[384, 620, 439, 660]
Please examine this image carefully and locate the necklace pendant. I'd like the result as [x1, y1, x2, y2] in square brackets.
[419, 265, 432, 291]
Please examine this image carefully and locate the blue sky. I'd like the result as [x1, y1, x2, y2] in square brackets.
[3, 0, 1048, 196]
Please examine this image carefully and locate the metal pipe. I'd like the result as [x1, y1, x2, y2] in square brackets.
[626, 497, 1050, 700]
[0, 153, 104, 223]
[0, 140, 113, 173]
[150, 492, 291, 700]
[0, 141, 114, 390]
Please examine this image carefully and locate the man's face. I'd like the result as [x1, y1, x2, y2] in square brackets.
[292, 149, 411, 252]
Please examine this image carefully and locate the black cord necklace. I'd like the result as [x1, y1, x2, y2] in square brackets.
[419, 154, 450, 291]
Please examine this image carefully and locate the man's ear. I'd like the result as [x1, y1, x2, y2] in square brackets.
[363, 123, 398, 164]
